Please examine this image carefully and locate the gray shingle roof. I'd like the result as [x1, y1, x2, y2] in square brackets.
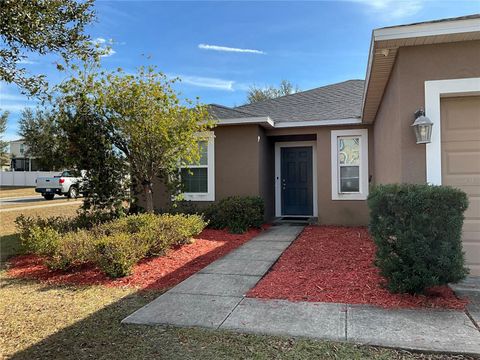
[207, 104, 256, 120]
[208, 79, 364, 124]
[379, 13, 480, 29]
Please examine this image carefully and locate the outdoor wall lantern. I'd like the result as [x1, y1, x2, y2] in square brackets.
[411, 109, 433, 144]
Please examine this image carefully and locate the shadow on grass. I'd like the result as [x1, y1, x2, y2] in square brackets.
[3, 277, 407, 360]
[0, 233, 21, 267]
[2, 232, 312, 359]
[2, 231, 443, 360]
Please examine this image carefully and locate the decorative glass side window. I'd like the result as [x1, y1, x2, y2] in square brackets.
[331, 129, 368, 201]
[181, 141, 208, 193]
[338, 137, 360, 193]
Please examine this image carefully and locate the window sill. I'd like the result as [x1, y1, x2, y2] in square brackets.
[182, 193, 214, 202]
[332, 193, 368, 201]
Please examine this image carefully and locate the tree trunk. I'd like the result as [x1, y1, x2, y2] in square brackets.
[143, 181, 154, 213]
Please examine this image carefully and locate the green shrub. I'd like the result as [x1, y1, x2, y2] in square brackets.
[16, 216, 74, 243]
[167, 201, 203, 216]
[206, 196, 264, 233]
[142, 214, 205, 255]
[97, 213, 206, 256]
[95, 233, 150, 278]
[368, 184, 469, 294]
[45, 230, 97, 271]
[15, 211, 118, 238]
[181, 214, 207, 242]
[16, 212, 206, 278]
[21, 225, 61, 256]
[100, 213, 159, 235]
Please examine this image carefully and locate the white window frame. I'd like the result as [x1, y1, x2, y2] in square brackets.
[425, 77, 480, 185]
[331, 129, 369, 200]
[181, 131, 215, 201]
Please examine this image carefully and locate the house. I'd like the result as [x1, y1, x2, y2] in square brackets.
[7, 139, 48, 171]
[8, 139, 34, 171]
[147, 15, 480, 275]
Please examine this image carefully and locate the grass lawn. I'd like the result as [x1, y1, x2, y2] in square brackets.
[0, 204, 80, 266]
[0, 273, 468, 360]
[0, 204, 80, 236]
[0, 186, 36, 198]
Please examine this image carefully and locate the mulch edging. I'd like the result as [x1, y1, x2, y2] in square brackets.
[7, 226, 269, 291]
[247, 225, 468, 310]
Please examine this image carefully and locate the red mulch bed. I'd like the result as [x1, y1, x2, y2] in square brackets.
[247, 226, 467, 310]
[7, 226, 269, 291]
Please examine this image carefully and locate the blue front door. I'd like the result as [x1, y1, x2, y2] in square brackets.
[281, 146, 313, 216]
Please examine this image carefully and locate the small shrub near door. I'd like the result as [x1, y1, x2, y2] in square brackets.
[368, 184, 469, 294]
[206, 196, 264, 233]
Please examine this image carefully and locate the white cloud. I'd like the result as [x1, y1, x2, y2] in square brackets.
[100, 48, 116, 58]
[17, 59, 37, 65]
[94, 37, 116, 57]
[1, 93, 29, 102]
[198, 44, 266, 55]
[170, 74, 236, 91]
[0, 83, 37, 113]
[352, 0, 424, 20]
[94, 37, 107, 44]
[0, 104, 33, 113]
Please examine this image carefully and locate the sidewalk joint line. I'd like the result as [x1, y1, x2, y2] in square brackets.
[217, 297, 244, 330]
[465, 309, 480, 332]
[167, 291, 248, 298]
[344, 305, 348, 341]
[200, 271, 269, 277]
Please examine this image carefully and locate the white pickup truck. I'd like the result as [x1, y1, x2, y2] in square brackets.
[35, 170, 84, 200]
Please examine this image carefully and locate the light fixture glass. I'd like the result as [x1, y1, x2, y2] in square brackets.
[411, 109, 433, 144]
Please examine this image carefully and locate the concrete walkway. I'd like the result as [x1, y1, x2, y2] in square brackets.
[123, 224, 480, 356]
[451, 276, 480, 328]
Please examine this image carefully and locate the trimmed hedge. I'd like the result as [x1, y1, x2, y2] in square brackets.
[95, 233, 150, 278]
[171, 196, 265, 234]
[368, 184, 469, 294]
[16, 213, 207, 278]
[206, 196, 264, 233]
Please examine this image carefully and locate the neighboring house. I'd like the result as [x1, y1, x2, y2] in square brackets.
[8, 139, 42, 171]
[146, 15, 480, 275]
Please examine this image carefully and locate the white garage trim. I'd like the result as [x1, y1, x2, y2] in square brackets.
[425, 77, 480, 185]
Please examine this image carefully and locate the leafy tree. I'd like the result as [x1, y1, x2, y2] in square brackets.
[0, 0, 96, 96]
[60, 102, 128, 215]
[57, 65, 214, 213]
[0, 110, 9, 167]
[246, 80, 299, 104]
[18, 108, 69, 171]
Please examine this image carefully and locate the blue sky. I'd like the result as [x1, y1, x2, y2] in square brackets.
[1, 0, 479, 140]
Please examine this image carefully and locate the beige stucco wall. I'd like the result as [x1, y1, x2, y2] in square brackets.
[147, 124, 268, 214]
[266, 125, 374, 226]
[374, 40, 480, 184]
[214, 125, 261, 199]
[146, 123, 372, 225]
[258, 127, 275, 220]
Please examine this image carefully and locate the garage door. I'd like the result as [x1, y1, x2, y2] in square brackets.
[441, 96, 480, 276]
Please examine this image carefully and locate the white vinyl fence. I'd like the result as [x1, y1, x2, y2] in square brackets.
[0, 171, 61, 187]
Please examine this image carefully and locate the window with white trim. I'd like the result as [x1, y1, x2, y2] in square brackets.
[331, 129, 369, 200]
[180, 132, 215, 201]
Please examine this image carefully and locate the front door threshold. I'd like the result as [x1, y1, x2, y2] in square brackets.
[274, 216, 317, 225]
